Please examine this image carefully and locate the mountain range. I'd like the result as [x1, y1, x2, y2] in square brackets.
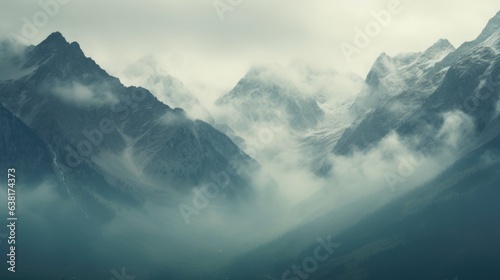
[192, 11, 500, 280]
[0, 9, 499, 280]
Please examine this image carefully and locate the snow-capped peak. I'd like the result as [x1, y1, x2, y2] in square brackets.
[422, 39, 455, 59]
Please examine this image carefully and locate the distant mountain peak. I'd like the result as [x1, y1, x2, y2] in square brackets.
[35, 32, 87, 57]
[428, 38, 454, 51]
[124, 54, 167, 78]
[25, 31, 71, 66]
[47, 31, 65, 39]
[39, 31, 68, 49]
[245, 64, 275, 77]
[421, 38, 455, 60]
[368, 38, 454, 76]
[364, 52, 393, 86]
[19, 32, 112, 82]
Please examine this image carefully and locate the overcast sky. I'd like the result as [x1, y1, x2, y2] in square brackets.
[0, 0, 498, 99]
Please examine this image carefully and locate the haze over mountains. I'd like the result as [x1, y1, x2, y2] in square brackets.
[210, 11, 500, 280]
[0, 31, 285, 279]
[0, 9, 499, 280]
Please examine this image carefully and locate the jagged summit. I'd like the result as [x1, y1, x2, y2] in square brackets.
[424, 38, 455, 54]
[370, 38, 454, 69]
[24, 31, 73, 68]
[242, 64, 283, 82]
[37, 31, 68, 49]
[46, 31, 66, 41]
[216, 63, 326, 131]
[366, 38, 455, 86]
[33, 32, 88, 58]
[21, 32, 115, 81]
[418, 38, 456, 63]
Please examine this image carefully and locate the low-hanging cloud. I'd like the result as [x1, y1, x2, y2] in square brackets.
[51, 81, 118, 107]
[0, 37, 31, 80]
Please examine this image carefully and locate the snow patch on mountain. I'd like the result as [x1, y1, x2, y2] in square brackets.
[352, 39, 456, 116]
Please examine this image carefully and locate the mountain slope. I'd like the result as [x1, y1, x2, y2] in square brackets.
[0, 102, 53, 182]
[333, 39, 456, 155]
